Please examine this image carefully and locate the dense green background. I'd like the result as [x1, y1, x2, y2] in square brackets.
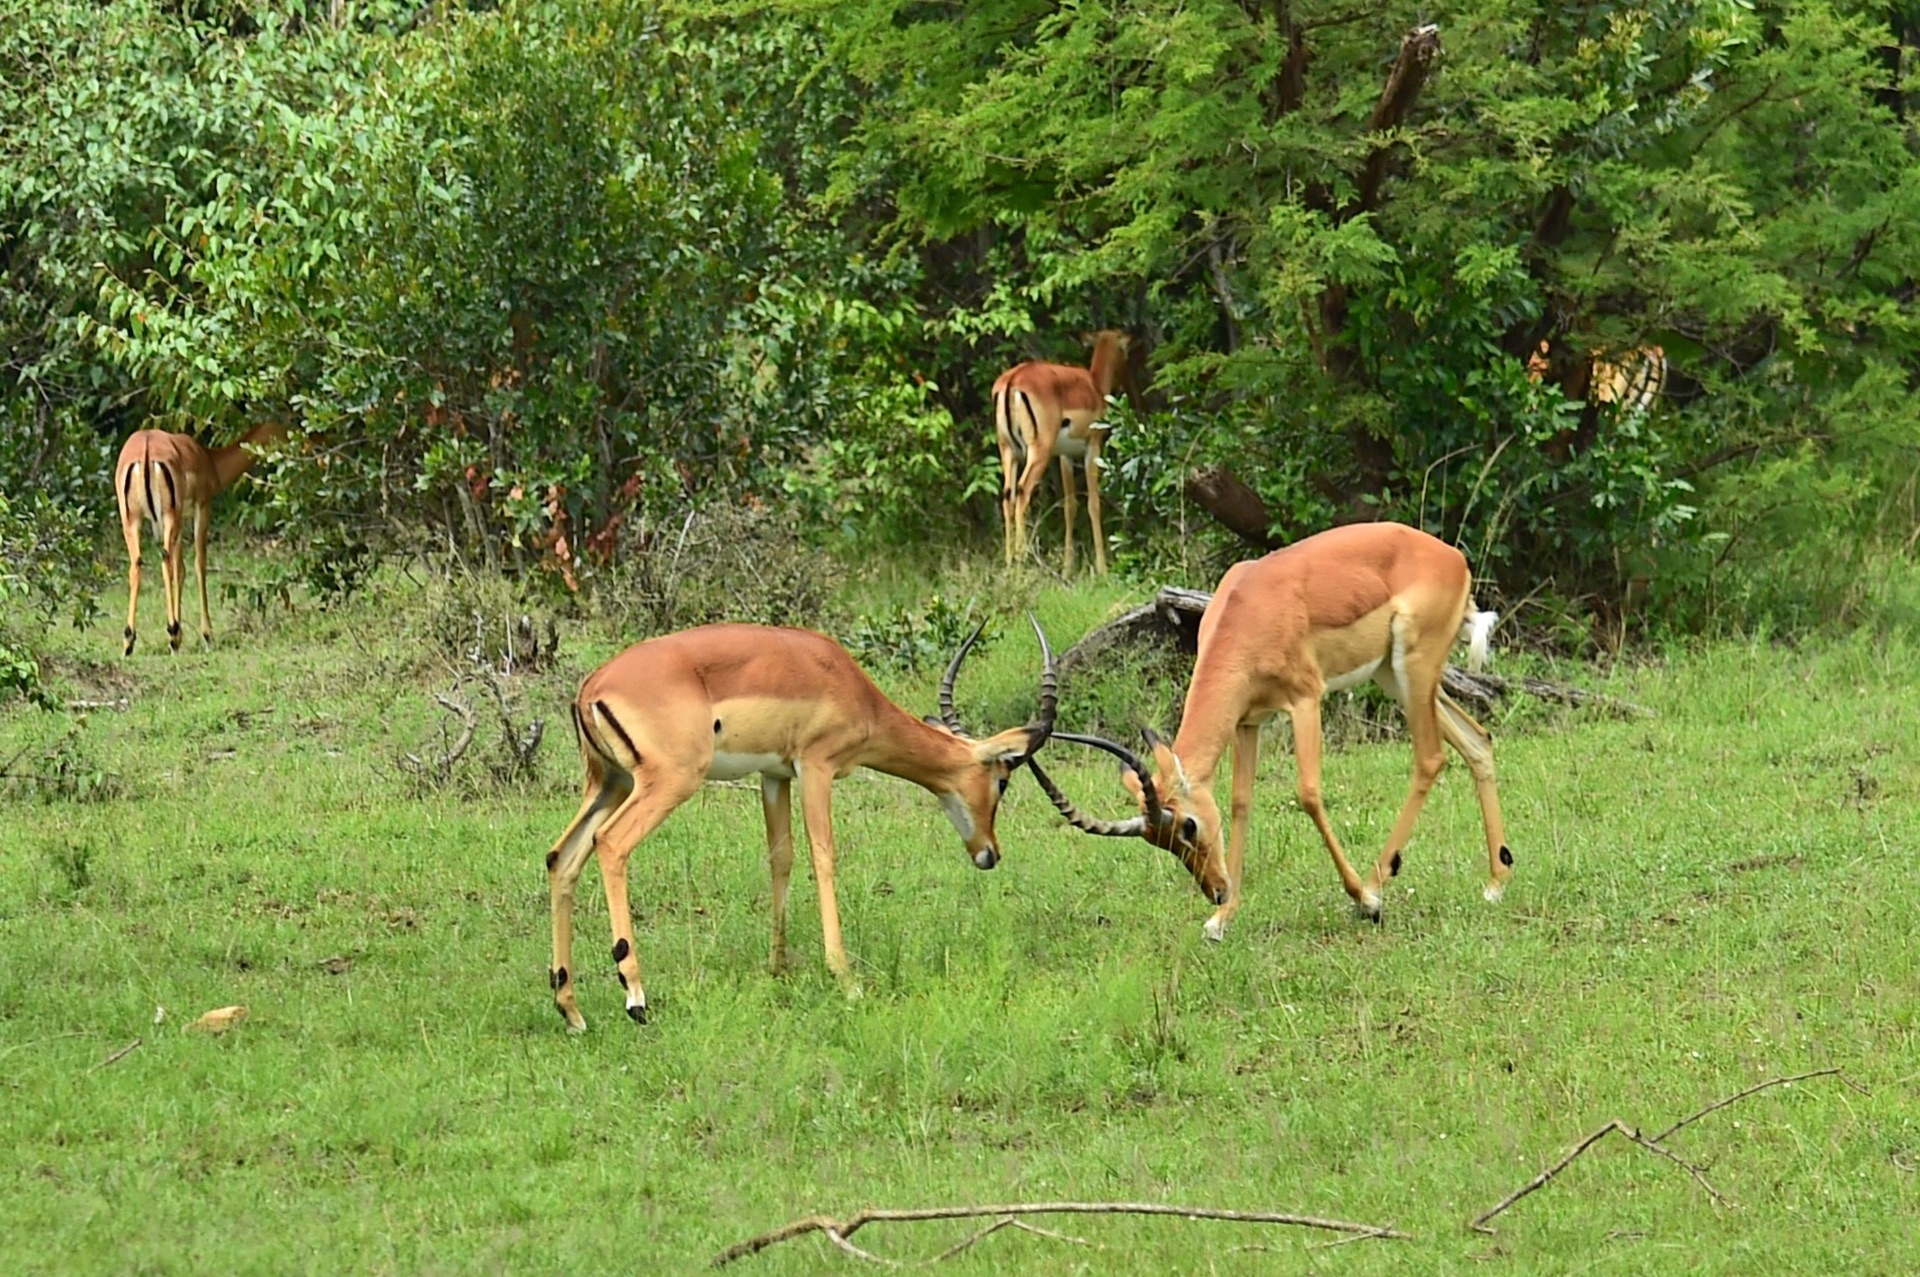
[3, 3, 1919, 1271]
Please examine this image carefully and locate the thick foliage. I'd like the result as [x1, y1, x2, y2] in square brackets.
[794, 0, 1920, 622]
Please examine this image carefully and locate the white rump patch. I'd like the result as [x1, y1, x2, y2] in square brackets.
[940, 792, 976, 841]
[708, 752, 794, 782]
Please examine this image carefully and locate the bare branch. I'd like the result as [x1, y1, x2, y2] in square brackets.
[1471, 1119, 1632, 1234]
[713, 1201, 1407, 1267]
[1648, 1068, 1843, 1144]
[1472, 1070, 1851, 1234]
[88, 1038, 143, 1072]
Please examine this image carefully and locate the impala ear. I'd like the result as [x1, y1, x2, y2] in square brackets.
[972, 727, 1032, 767]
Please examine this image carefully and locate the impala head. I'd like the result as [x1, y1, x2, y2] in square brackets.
[927, 615, 1058, 871]
[1026, 728, 1230, 905]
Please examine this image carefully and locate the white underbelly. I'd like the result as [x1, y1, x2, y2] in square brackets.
[707, 751, 795, 781]
[1323, 656, 1384, 693]
[1053, 428, 1090, 461]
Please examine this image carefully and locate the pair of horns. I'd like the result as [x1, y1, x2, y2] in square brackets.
[1027, 727, 1171, 837]
[936, 613, 1057, 755]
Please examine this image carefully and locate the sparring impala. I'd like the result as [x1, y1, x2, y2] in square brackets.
[114, 420, 288, 655]
[543, 617, 1072, 1031]
[994, 329, 1132, 576]
[1029, 522, 1513, 939]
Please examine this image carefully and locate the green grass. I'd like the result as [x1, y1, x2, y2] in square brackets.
[3, 561, 1917, 1274]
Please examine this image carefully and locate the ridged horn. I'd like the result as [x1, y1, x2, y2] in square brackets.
[1026, 612, 1057, 753]
[1027, 757, 1146, 837]
[937, 621, 987, 733]
[1049, 730, 1162, 822]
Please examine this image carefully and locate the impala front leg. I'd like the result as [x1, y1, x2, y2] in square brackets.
[1204, 722, 1260, 942]
[762, 775, 795, 974]
[1289, 695, 1376, 917]
[797, 762, 856, 990]
[1058, 453, 1079, 576]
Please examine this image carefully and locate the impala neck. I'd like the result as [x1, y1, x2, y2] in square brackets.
[1088, 335, 1128, 400]
[211, 421, 287, 493]
[857, 698, 977, 794]
[1169, 675, 1237, 786]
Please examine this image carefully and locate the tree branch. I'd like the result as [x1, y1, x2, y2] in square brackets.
[713, 1201, 1407, 1267]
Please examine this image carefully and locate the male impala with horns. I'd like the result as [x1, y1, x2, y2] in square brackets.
[1031, 522, 1513, 938]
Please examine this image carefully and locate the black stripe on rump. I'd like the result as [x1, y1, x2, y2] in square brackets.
[157, 460, 176, 510]
[592, 700, 641, 766]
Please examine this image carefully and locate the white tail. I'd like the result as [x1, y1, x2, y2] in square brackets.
[1460, 608, 1498, 672]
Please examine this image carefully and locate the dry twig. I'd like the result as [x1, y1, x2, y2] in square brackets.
[713, 1200, 1407, 1267]
[88, 1038, 143, 1071]
[1470, 1068, 1847, 1233]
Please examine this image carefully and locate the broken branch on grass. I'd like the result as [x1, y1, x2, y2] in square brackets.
[712, 1200, 1408, 1267]
[1470, 1069, 1851, 1234]
[88, 1038, 143, 1072]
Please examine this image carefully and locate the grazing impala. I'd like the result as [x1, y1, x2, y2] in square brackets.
[114, 420, 287, 655]
[1029, 522, 1512, 938]
[993, 329, 1132, 575]
[544, 618, 1068, 1031]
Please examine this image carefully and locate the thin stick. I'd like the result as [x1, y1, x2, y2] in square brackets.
[1473, 1070, 1848, 1233]
[823, 1229, 898, 1267]
[1471, 1120, 1629, 1234]
[925, 1218, 1016, 1264]
[1622, 1132, 1728, 1206]
[88, 1038, 143, 1072]
[713, 1201, 1408, 1266]
[1649, 1068, 1840, 1144]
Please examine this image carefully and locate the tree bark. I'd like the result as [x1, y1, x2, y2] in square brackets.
[1183, 465, 1278, 550]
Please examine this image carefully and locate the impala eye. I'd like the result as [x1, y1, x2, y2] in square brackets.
[1181, 815, 1199, 842]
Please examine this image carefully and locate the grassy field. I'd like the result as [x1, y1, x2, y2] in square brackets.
[2, 560, 1917, 1274]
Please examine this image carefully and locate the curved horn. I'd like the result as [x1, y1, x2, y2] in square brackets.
[937, 621, 987, 733]
[1026, 758, 1146, 838]
[1026, 612, 1057, 751]
[1051, 730, 1162, 821]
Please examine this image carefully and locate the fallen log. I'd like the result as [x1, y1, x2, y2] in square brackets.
[1059, 586, 1648, 717]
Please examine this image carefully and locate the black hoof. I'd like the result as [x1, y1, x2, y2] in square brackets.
[626, 1003, 648, 1025]
[1369, 909, 1383, 927]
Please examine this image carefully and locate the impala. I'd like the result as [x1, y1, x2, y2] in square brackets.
[1028, 522, 1512, 939]
[114, 420, 287, 655]
[543, 617, 1073, 1031]
[1527, 340, 1666, 419]
[993, 329, 1132, 576]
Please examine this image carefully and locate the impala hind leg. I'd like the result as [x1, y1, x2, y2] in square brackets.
[1436, 689, 1513, 902]
[590, 766, 703, 1025]
[995, 410, 1021, 566]
[1289, 696, 1376, 916]
[119, 505, 144, 656]
[159, 505, 186, 653]
[546, 759, 632, 1032]
[1359, 637, 1443, 894]
[762, 776, 795, 974]
[1083, 432, 1109, 576]
[1058, 453, 1080, 576]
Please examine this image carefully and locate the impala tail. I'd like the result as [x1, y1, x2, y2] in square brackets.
[1459, 606, 1499, 672]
